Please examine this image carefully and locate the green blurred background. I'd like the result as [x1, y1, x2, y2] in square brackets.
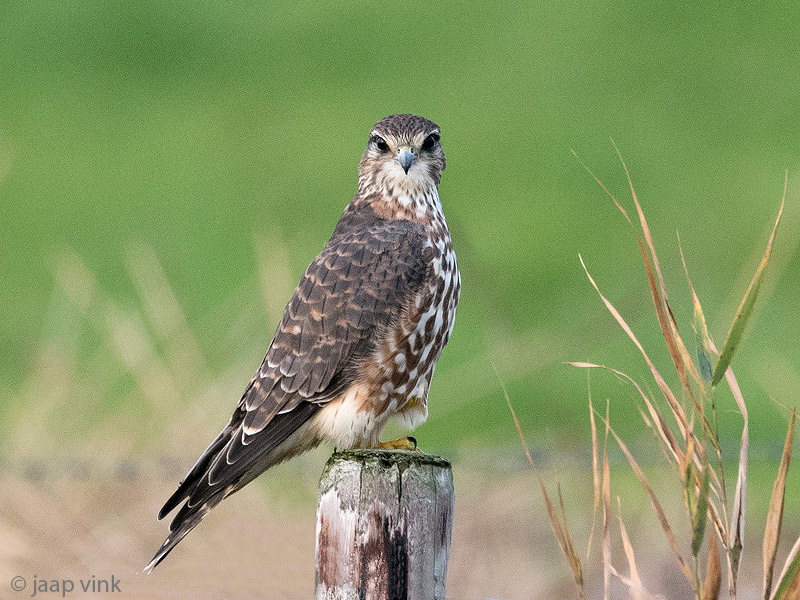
[2, 0, 797, 446]
[1, 2, 799, 597]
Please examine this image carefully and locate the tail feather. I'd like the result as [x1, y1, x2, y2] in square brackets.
[157, 429, 231, 520]
[145, 491, 227, 572]
[146, 401, 320, 571]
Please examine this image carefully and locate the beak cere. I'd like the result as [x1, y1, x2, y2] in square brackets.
[396, 146, 416, 174]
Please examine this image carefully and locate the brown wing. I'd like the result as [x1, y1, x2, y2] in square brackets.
[147, 218, 430, 570]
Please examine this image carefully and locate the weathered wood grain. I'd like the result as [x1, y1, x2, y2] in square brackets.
[315, 450, 454, 600]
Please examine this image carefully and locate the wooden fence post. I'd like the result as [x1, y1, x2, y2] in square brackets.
[315, 449, 454, 600]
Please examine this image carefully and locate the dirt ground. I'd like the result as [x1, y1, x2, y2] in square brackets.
[0, 447, 782, 600]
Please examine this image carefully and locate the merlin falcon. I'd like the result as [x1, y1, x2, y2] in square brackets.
[146, 114, 460, 570]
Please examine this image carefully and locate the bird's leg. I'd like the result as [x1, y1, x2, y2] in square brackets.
[378, 436, 419, 451]
[376, 396, 424, 450]
[375, 396, 424, 450]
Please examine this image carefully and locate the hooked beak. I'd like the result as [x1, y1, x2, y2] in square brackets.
[395, 146, 416, 174]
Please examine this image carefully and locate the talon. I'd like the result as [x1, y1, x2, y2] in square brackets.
[378, 436, 419, 451]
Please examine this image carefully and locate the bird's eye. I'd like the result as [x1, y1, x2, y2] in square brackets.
[421, 133, 440, 151]
[372, 136, 389, 153]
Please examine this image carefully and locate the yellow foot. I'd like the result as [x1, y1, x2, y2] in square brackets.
[378, 436, 419, 451]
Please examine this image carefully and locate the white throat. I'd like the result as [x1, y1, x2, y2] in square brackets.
[375, 163, 441, 218]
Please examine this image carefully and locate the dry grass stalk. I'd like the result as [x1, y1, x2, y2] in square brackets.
[562, 155, 789, 599]
[578, 256, 689, 440]
[638, 239, 714, 446]
[613, 144, 706, 397]
[602, 402, 612, 600]
[586, 378, 601, 561]
[125, 244, 209, 389]
[712, 336, 749, 595]
[601, 414, 694, 585]
[711, 176, 786, 386]
[500, 372, 584, 598]
[771, 534, 800, 600]
[504, 153, 790, 598]
[703, 534, 722, 600]
[679, 240, 715, 384]
[617, 497, 646, 600]
[570, 148, 632, 224]
[610, 566, 664, 600]
[763, 410, 797, 599]
[680, 239, 728, 515]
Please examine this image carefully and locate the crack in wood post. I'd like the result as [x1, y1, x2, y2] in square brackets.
[315, 450, 454, 600]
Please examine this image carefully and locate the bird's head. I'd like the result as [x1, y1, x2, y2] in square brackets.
[357, 114, 446, 201]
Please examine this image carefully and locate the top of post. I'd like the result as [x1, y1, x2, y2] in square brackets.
[323, 449, 451, 473]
